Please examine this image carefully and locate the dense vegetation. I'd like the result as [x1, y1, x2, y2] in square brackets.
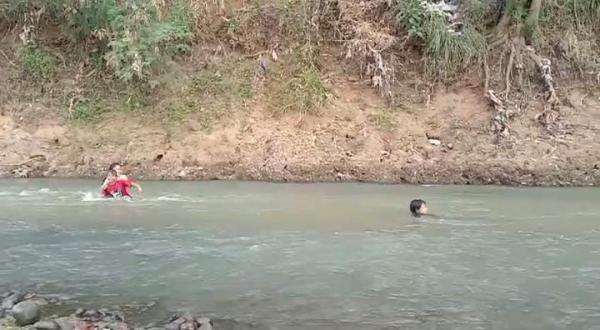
[1, 0, 598, 125]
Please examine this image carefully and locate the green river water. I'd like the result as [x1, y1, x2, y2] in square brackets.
[1, 180, 600, 329]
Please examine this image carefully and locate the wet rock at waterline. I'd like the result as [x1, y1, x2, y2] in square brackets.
[34, 320, 61, 330]
[12, 300, 41, 326]
[165, 315, 213, 330]
[2, 291, 25, 310]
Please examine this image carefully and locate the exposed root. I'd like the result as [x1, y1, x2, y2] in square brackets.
[483, 56, 490, 96]
[527, 47, 565, 136]
[487, 89, 520, 144]
[504, 43, 515, 98]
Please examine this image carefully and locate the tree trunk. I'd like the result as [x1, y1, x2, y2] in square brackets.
[525, 0, 543, 40]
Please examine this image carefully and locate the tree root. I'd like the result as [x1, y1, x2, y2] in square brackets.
[526, 47, 565, 136]
[504, 43, 515, 98]
[487, 89, 520, 144]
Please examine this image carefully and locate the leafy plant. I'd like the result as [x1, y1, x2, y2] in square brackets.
[21, 46, 56, 82]
[104, 0, 193, 81]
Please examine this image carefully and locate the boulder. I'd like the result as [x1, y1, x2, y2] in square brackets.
[11, 300, 41, 326]
[34, 320, 60, 330]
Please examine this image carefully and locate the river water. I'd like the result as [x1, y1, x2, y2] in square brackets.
[1, 180, 600, 329]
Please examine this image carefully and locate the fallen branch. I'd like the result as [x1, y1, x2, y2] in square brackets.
[0, 49, 18, 67]
[504, 43, 515, 97]
[0, 154, 46, 167]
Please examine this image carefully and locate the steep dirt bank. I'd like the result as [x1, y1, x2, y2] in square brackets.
[2, 71, 600, 186]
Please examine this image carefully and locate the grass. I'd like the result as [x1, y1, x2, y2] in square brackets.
[270, 65, 328, 115]
[368, 109, 398, 131]
[165, 56, 255, 129]
[393, 0, 487, 80]
[21, 46, 56, 82]
[191, 58, 254, 109]
[70, 101, 103, 123]
[424, 14, 487, 79]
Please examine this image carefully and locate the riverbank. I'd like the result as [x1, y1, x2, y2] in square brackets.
[2, 84, 600, 186]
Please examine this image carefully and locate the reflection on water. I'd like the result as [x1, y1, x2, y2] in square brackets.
[1, 180, 600, 329]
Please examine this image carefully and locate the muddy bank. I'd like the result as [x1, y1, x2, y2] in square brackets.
[2, 83, 600, 186]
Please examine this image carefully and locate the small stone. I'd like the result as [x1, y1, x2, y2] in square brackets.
[428, 139, 441, 146]
[446, 143, 454, 150]
[34, 320, 60, 330]
[12, 300, 41, 326]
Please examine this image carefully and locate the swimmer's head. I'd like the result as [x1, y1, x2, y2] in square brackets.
[410, 199, 428, 216]
[108, 162, 122, 174]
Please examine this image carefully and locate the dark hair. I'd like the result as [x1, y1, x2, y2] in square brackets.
[102, 162, 121, 183]
[410, 199, 426, 216]
[108, 162, 121, 171]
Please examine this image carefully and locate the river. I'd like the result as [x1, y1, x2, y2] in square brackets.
[1, 180, 600, 329]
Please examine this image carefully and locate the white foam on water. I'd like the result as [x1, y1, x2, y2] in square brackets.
[81, 192, 109, 202]
[156, 194, 190, 202]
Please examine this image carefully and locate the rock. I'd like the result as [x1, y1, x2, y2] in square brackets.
[12, 300, 41, 326]
[110, 322, 131, 330]
[180, 319, 198, 330]
[196, 317, 213, 330]
[74, 321, 96, 330]
[165, 317, 185, 330]
[165, 323, 181, 330]
[74, 309, 85, 317]
[428, 138, 441, 146]
[446, 143, 454, 150]
[2, 291, 25, 310]
[54, 316, 78, 330]
[34, 320, 60, 330]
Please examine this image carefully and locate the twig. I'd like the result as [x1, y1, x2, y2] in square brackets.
[504, 43, 515, 98]
[0, 155, 46, 167]
[483, 56, 490, 96]
[0, 49, 18, 67]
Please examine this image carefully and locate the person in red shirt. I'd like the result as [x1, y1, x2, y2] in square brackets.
[101, 165, 142, 198]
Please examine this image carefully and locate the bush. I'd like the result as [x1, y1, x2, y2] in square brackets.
[104, 0, 193, 81]
[5, 0, 192, 83]
[21, 47, 56, 82]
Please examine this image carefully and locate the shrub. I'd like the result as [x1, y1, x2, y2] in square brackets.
[104, 0, 193, 81]
[21, 46, 56, 82]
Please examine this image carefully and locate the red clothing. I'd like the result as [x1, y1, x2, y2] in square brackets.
[103, 179, 134, 198]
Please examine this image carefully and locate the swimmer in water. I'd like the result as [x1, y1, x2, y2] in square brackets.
[409, 199, 428, 217]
